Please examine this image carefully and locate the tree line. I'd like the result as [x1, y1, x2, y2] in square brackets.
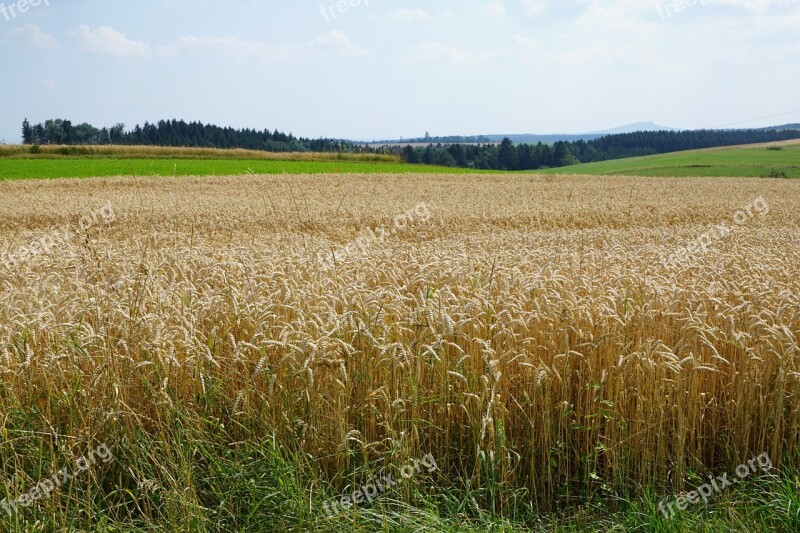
[21, 118, 800, 171]
[21, 118, 365, 153]
[392, 128, 800, 170]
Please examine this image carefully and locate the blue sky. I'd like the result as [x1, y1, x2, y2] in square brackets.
[1, 0, 799, 142]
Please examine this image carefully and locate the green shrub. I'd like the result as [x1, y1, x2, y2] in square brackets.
[762, 169, 789, 179]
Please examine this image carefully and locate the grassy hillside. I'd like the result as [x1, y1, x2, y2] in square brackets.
[541, 140, 800, 177]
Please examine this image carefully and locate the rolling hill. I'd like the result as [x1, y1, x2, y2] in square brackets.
[540, 139, 800, 178]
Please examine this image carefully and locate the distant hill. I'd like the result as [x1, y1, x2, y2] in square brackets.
[589, 121, 676, 135]
[760, 123, 800, 131]
[376, 122, 677, 145]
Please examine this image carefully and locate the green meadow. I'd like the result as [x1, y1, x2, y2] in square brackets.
[541, 141, 800, 178]
[0, 158, 478, 180]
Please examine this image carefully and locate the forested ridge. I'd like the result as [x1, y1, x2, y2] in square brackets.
[20, 118, 800, 171]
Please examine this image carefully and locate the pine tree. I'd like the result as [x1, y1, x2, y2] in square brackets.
[21, 118, 33, 144]
[402, 145, 420, 164]
[62, 119, 74, 144]
[553, 141, 577, 167]
[497, 138, 518, 170]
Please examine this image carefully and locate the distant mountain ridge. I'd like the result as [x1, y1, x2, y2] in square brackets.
[760, 123, 800, 131]
[588, 121, 676, 135]
[373, 122, 800, 146]
[376, 121, 677, 145]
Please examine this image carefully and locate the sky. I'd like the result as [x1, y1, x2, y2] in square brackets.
[1, 0, 799, 142]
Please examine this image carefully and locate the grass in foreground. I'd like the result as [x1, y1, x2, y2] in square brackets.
[4, 419, 799, 531]
[541, 141, 800, 178]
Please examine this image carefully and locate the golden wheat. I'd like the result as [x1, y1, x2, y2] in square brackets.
[0, 173, 798, 511]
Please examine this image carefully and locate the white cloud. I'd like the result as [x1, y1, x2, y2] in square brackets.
[407, 42, 508, 64]
[388, 9, 432, 22]
[486, 1, 507, 18]
[407, 34, 658, 67]
[158, 30, 366, 60]
[511, 33, 656, 66]
[3, 25, 58, 48]
[715, 0, 800, 12]
[523, 0, 548, 17]
[71, 25, 150, 57]
[308, 30, 358, 51]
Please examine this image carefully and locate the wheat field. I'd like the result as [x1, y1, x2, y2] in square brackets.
[1, 173, 799, 529]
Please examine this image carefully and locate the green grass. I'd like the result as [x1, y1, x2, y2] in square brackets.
[540, 142, 800, 178]
[0, 158, 478, 180]
[4, 409, 799, 532]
